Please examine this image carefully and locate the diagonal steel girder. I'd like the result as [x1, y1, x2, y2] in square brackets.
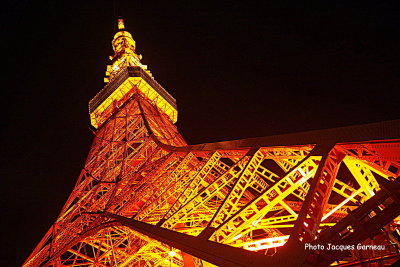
[103, 212, 276, 267]
[103, 173, 400, 267]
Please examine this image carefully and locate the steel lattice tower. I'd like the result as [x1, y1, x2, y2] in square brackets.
[25, 19, 400, 267]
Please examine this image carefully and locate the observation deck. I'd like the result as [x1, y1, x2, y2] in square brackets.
[89, 66, 177, 128]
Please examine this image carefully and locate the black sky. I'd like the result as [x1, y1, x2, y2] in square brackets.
[1, 1, 399, 265]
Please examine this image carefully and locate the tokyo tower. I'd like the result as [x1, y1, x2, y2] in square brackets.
[24, 18, 400, 267]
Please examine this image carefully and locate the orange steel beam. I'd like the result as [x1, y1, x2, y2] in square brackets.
[24, 17, 400, 267]
[308, 177, 400, 266]
[103, 212, 268, 267]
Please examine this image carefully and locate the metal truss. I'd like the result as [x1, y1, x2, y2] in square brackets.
[24, 18, 400, 267]
[24, 86, 400, 266]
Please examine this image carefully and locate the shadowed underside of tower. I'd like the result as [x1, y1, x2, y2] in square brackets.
[24, 19, 400, 267]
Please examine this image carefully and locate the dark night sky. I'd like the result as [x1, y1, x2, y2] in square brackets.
[1, 1, 399, 265]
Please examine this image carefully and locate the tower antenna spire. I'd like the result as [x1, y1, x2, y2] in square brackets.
[117, 17, 125, 30]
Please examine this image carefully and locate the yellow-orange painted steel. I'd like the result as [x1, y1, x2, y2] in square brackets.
[24, 19, 400, 267]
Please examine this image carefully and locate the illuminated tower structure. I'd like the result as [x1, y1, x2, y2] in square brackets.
[25, 19, 400, 267]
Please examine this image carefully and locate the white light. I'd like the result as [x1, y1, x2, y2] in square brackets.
[168, 250, 176, 257]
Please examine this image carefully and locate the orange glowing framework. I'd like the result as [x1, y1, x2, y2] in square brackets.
[24, 18, 400, 267]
